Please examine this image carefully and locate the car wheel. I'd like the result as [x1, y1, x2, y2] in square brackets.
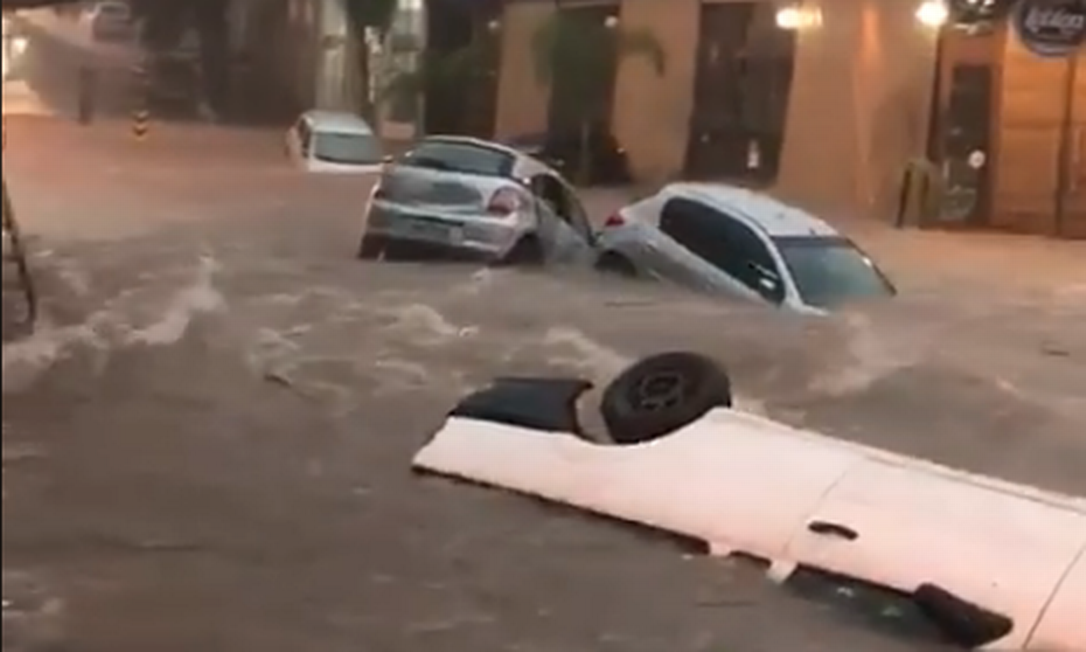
[357, 234, 386, 260]
[496, 236, 544, 267]
[595, 251, 637, 277]
[601, 352, 732, 445]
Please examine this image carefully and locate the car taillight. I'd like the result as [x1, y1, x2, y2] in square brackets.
[487, 188, 520, 216]
[603, 213, 625, 228]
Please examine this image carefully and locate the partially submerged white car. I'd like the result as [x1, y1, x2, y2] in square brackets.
[413, 352, 1086, 651]
[285, 110, 384, 174]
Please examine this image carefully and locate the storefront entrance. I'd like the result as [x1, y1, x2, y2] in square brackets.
[931, 1, 1085, 238]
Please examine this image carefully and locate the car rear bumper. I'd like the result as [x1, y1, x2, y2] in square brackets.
[365, 202, 520, 259]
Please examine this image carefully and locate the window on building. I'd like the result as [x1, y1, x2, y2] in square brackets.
[685, 2, 796, 184]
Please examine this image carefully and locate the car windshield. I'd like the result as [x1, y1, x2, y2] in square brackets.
[313, 132, 381, 166]
[400, 141, 514, 178]
[773, 236, 895, 308]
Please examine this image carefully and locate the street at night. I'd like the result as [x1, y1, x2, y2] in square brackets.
[4, 4, 1086, 652]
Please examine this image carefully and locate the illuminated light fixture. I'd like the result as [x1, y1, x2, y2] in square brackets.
[916, 0, 950, 27]
[775, 4, 820, 30]
[604, 15, 618, 29]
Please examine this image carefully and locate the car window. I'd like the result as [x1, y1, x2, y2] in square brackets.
[312, 132, 381, 165]
[660, 197, 785, 303]
[773, 236, 895, 309]
[399, 141, 514, 178]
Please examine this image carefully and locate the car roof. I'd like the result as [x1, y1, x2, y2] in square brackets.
[662, 183, 839, 238]
[301, 110, 374, 135]
[418, 135, 555, 178]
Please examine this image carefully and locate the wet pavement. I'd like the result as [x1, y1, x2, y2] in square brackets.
[3, 33, 1086, 652]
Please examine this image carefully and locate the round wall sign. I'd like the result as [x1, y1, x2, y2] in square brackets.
[1013, 0, 1086, 58]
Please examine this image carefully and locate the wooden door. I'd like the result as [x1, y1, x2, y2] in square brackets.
[1058, 50, 1086, 239]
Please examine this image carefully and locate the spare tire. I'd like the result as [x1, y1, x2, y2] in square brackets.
[600, 352, 732, 445]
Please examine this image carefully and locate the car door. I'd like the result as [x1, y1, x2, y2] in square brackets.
[659, 198, 785, 304]
[783, 459, 1086, 650]
[527, 173, 595, 263]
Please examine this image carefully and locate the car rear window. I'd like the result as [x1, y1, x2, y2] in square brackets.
[313, 132, 381, 166]
[399, 141, 514, 178]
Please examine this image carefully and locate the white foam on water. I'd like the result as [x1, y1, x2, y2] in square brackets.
[379, 303, 475, 346]
[3, 255, 225, 392]
[123, 255, 224, 346]
[542, 326, 632, 384]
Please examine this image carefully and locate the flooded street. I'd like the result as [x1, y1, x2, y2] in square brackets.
[3, 113, 1085, 651]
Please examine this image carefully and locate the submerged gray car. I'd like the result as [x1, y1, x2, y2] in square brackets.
[358, 136, 596, 265]
[594, 183, 896, 314]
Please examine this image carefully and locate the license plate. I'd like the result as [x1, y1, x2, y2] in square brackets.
[396, 218, 461, 243]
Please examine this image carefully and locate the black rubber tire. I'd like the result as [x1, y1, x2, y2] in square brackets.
[496, 236, 544, 267]
[912, 583, 1013, 648]
[595, 251, 637, 277]
[600, 352, 732, 445]
[357, 233, 385, 260]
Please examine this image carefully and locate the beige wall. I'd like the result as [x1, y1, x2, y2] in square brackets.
[496, 0, 939, 223]
[774, 0, 938, 220]
[611, 0, 699, 182]
[493, 2, 554, 139]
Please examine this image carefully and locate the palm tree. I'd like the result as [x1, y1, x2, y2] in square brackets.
[530, 11, 664, 184]
[379, 37, 492, 134]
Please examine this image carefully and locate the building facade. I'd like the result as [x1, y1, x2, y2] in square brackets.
[492, 0, 1086, 237]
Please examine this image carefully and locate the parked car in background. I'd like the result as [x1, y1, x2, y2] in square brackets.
[595, 183, 895, 313]
[358, 135, 596, 264]
[81, 1, 132, 41]
[285, 110, 384, 174]
[506, 125, 631, 186]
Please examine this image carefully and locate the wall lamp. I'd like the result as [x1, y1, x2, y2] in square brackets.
[775, 4, 821, 30]
[916, 0, 950, 27]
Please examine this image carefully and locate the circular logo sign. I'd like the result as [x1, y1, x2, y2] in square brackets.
[1013, 0, 1086, 58]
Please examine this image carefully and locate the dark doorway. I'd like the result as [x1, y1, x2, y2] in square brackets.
[932, 63, 994, 226]
[685, 2, 795, 183]
[423, 0, 501, 138]
[546, 4, 619, 137]
[926, 27, 1000, 228]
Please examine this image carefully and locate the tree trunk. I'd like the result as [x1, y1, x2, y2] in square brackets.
[576, 119, 592, 186]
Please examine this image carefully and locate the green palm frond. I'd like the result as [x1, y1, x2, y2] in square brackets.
[615, 27, 665, 76]
[529, 13, 666, 86]
[379, 39, 490, 107]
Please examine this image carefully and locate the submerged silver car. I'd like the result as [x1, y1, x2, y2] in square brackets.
[358, 136, 596, 264]
[595, 183, 896, 314]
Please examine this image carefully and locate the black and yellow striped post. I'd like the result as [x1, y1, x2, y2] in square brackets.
[132, 107, 150, 140]
[131, 63, 151, 141]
